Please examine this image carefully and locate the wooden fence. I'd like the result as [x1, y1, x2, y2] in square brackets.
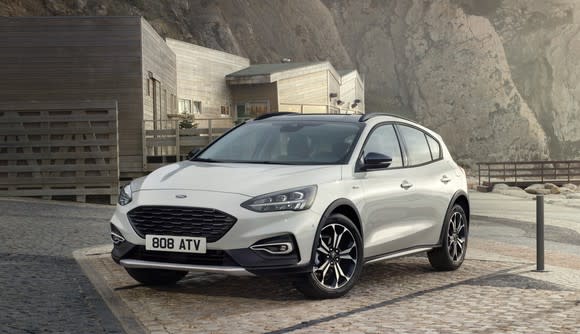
[0, 101, 119, 204]
[477, 160, 580, 189]
[143, 118, 232, 172]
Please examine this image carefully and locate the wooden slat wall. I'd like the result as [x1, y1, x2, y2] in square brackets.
[0, 101, 120, 204]
[0, 17, 143, 177]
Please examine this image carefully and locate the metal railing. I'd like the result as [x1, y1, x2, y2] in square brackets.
[477, 160, 580, 186]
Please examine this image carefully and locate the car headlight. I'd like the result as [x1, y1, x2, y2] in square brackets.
[118, 184, 132, 206]
[241, 185, 317, 212]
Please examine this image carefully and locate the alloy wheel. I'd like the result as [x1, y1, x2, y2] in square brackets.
[447, 211, 466, 261]
[313, 223, 358, 289]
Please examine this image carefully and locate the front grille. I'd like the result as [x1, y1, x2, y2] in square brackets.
[126, 246, 238, 266]
[127, 206, 237, 242]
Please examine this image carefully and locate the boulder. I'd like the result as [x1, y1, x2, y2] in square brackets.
[544, 183, 559, 190]
[526, 188, 552, 195]
[525, 184, 546, 194]
[561, 183, 578, 191]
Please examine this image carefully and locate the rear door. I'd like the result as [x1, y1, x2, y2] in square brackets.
[395, 124, 454, 247]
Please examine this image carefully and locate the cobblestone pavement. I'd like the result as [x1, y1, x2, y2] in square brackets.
[79, 238, 580, 334]
[0, 198, 124, 334]
[3, 195, 580, 333]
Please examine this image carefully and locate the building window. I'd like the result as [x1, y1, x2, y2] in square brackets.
[163, 89, 167, 113]
[236, 101, 269, 120]
[236, 104, 246, 120]
[146, 79, 151, 96]
[220, 105, 230, 116]
[179, 99, 192, 114]
[193, 101, 202, 114]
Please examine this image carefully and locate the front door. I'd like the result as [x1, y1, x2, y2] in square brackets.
[356, 123, 418, 257]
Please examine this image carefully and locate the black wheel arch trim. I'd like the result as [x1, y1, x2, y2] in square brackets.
[437, 190, 470, 245]
[307, 198, 363, 268]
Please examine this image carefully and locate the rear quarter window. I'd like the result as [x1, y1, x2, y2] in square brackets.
[426, 134, 442, 160]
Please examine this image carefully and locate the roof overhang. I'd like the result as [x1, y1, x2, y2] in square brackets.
[226, 61, 340, 85]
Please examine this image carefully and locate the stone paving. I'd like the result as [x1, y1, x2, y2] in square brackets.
[77, 237, 580, 334]
[0, 198, 124, 334]
[2, 194, 580, 333]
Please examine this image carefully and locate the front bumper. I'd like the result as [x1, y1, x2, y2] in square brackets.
[120, 259, 253, 276]
[110, 189, 321, 276]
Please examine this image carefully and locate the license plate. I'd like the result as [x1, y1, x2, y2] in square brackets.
[145, 235, 206, 254]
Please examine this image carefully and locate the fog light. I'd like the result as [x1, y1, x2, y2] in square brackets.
[250, 242, 293, 255]
[111, 231, 125, 245]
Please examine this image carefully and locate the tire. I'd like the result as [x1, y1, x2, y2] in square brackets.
[125, 267, 188, 285]
[428, 204, 468, 271]
[294, 213, 364, 299]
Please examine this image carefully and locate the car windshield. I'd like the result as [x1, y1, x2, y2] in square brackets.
[194, 120, 364, 165]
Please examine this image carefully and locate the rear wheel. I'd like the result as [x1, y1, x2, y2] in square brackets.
[428, 204, 468, 271]
[294, 214, 363, 299]
[125, 267, 188, 285]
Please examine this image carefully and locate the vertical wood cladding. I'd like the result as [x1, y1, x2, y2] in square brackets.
[141, 19, 177, 129]
[166, 38, 249, 119]
[0, 16, 178, 175]
[277, 70, 328, 105]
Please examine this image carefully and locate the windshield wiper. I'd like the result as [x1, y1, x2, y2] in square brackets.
[190, 158, 222, 163]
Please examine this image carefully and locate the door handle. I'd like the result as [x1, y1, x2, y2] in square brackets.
[400, 181, 413, 190]
[440, 175, 452, 184]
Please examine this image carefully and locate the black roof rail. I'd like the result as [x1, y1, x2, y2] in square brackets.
[359, 113, 416, 123]
[254, 112, 298, 120]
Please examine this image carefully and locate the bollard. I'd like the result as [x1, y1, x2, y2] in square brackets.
[536, 195, 545, 271]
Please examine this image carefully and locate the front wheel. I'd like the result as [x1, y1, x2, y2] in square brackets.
[294, 214, 363, 299]
[125, 267, 188, 285]
[428, 204, 468, 271]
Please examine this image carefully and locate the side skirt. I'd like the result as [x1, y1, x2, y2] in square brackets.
[364, 245, 439, 264]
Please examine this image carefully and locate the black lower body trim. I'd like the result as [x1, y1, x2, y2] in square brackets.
[364, 244, 439, 263]
[111, 234, 310, 276]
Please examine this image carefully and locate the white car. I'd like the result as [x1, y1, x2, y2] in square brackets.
[110, 113, 469, 299]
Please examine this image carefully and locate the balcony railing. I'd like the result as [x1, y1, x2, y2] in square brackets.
[142, 118, 233, 171]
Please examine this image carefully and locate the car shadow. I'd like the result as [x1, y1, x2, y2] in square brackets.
[146, 257, 438, 301]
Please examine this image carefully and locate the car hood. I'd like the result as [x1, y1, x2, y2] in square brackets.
[137, 161, 342, 197]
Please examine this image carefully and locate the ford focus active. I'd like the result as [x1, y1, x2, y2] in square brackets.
[110, 113, 469, 299]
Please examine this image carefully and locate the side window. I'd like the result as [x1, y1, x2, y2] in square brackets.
[426, 134, 441, 160]
[398, 125, 432, 166]
[363, 124, 403, 168]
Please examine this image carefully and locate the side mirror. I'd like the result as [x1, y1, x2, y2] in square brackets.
[186, 148, 202, 160]
[361, 152, 392, 171]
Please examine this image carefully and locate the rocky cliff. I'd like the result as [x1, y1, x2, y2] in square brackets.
[2, 0, 579, 165]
